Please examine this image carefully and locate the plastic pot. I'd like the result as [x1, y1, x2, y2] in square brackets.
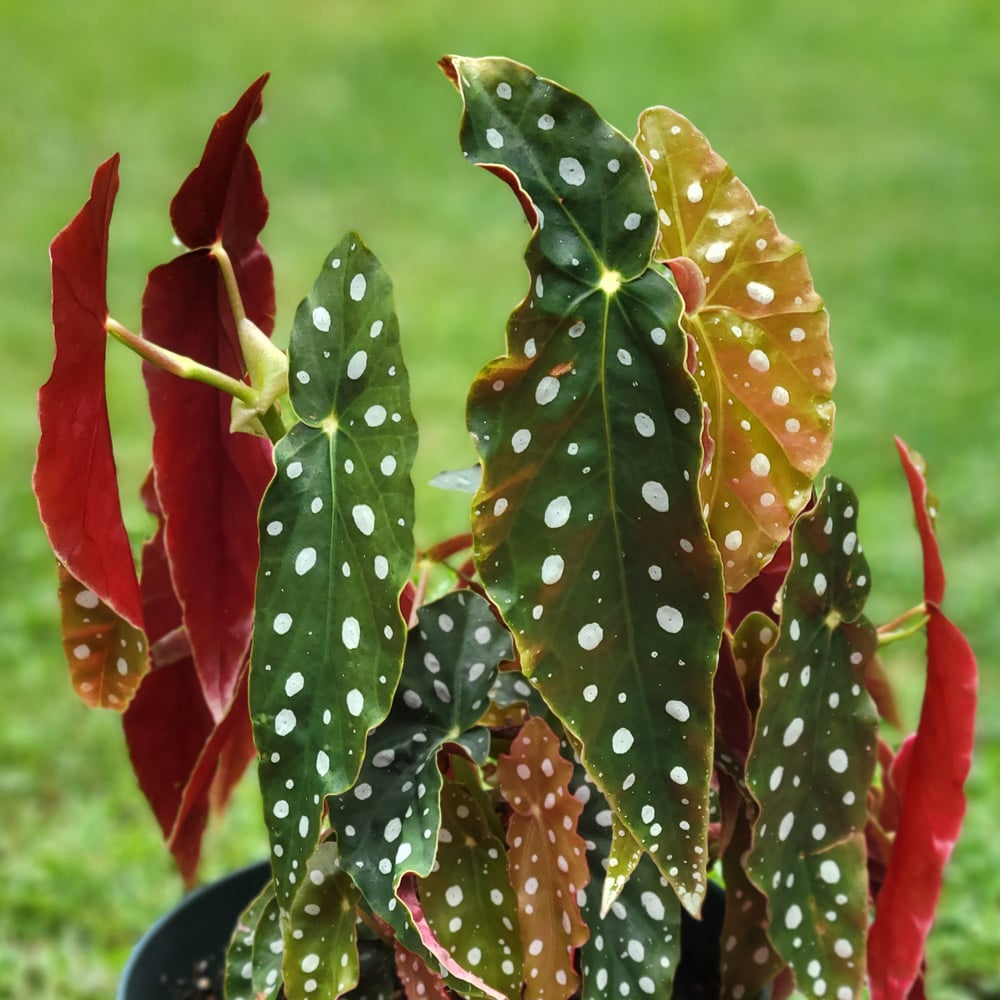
[118, 862, 763, 998]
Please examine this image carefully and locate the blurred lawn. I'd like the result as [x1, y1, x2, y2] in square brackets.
[1, 1, 997, 997]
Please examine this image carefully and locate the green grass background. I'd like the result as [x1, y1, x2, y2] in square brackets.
[1, 1, 997, 996]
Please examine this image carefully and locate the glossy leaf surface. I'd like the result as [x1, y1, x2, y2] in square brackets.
[418, 781, 523, 998]
[446, 53, 725, 915]
[284, 842, 362, 1000]
[225, 881, 277, 1000]
[327, 592, 511, 935]
[574, 770, 682, 1000]
[867, 443, 978, 999]
[142, 77, 275, 720]
[499, 716, 589, 999]
[637, 109, 834, 591]
[35, 155, 150, 700]
[252, 234, 417, 910]
[746, 479, 877, 999]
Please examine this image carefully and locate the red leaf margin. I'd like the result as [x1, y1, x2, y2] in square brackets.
[35, 155, 145, 635]
[866, 439, 978, 998]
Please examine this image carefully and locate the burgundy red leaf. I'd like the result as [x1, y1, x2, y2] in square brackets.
[36, 155, 146, 639]
[141, 77, 276, 719]
[867, 441, 978, 999]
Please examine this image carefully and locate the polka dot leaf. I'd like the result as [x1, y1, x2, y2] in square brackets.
[417, 781, 524, 999]
[393, 942, 451, 1000]
[327, 591, 512, 947]
[446, 55, 726, 917]
[498, 717, 591, 1000]
[574, 768, 682, 999]
[283, 842, 362, 1000]
[227, 882, 284, 1000]
[56, 563, 148, 711]
[745, 478, 878, 999]
[637, 108, 835, 592]
[224, 880, 279, 1000]
[251, 233, 417, 912]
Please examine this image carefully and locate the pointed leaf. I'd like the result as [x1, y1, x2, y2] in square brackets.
[394, 943, 451, 1000]
[637, 109, 834, 590]
[284, 842, 362, 1000]
[252, 235, 417, 910]
[169, 74, 270, 254]
[717, 776, 783, 1000]
[445, 53, 725, 916]
[225, 881, 276, 1000]
[142, 77, 275, 720]
[417, 781, 523, 998]
[56, 564, 147, 710]
[574, 769, 682, 1000]
[35, 155, 147, 644]
[124, 482, 254, 882]
[327, 591, 511, 933]
[867, 443, 978, 999]
[745, 479, 877, 999]
[250, 891, 286, 999]
[498, 716, 589, 1000]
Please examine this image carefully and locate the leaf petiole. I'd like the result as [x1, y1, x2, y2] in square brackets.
[877, 604, 931, 647]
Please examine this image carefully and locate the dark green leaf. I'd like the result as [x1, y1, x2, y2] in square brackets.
[575, 768, 682, 999]
[445, 54, 725, 916]
[224, 881, 276, 1000]
[284, 842, 362, 1000]
[745, 478, 877, 998]
[251, 233, 417, 909]
[328, 591, 512, 940]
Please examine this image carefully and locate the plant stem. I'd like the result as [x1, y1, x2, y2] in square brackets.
[877, 603, 930, 647]
[211, 243, 247, 325]
[106, 318, 255, 403]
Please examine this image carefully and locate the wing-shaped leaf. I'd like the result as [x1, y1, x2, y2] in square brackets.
[56, 564, 147, 710]
[637, 109, 834, 591]
[35, 155, 150, 702]
[574, 769, 682, 1000]
[283, 842, 362, 1000]
[867, 442, 978, 1000]
[252, 234, 418, 910]
[745, 479, 877, 999]
[498, 716, 589, 1000]
[417, 781, 523, 998]
[444, 53, 725, 916]
[327, 591, 511, 935]
[142, 77, 275, 720]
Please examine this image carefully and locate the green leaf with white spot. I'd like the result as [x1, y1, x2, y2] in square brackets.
[444, 54, 726, 915]
[247, 888, 285, 999]
[636, 109, 834, 592]
[745, 478, 877, 999]
[328, 591, 512, 941]
[225, 881, 276, 1000]
[574, 770, 682, 999]
[418, 780, 523, 998]
[284, 842, 362, 1000]
[251, 233, 417, 911]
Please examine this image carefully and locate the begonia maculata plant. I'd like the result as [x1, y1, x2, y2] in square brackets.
[34, 56, 977, 1000]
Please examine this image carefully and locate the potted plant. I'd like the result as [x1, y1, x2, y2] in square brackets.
[34, 55, 977, 1000]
